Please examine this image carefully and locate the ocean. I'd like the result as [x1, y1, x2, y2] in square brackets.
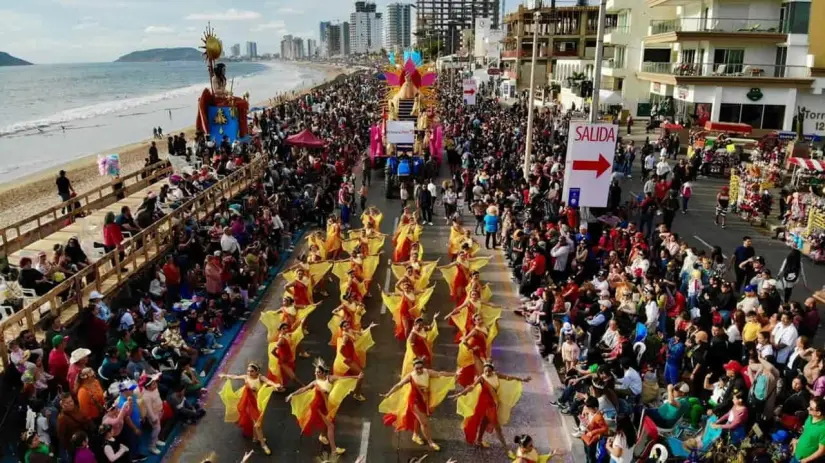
[0, 61, 325, 183]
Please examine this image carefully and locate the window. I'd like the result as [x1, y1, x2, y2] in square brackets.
[681, 49, 696, 65]
[719, 104, 741, 123]
[713, 49, 745, 74]
[762, 105, 786, 130]
[786, 2, 811, 34]
[775, 47, 788, 77]
[741, 105, 764, 128]
[614, 46, 626, 67]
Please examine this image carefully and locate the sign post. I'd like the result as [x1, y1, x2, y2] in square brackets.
[562, 122, 617, 208]
[462, 78, 477, 105]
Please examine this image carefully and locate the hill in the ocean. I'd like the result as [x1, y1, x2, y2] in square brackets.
[115, 47, 202, 63]
[0, 51, 32, 66]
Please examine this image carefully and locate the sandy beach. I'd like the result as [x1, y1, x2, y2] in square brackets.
[0, 62, 349, 233]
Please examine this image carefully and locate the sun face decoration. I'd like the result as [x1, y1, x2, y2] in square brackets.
[200, 22, 223, 62]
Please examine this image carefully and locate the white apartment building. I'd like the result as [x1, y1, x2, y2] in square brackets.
[350, 1, 383, 54]
[628, 0, 825, 134]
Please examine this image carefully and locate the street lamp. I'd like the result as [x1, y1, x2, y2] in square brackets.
[523, 0, 542, 181]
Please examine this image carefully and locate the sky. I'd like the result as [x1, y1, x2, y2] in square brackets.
[0, 0, 541, 64]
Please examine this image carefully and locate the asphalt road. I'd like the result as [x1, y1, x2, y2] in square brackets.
[169, 163, 582, 463]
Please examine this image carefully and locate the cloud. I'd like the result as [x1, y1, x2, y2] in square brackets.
[276, 7, 304, 15]
[144, 25, 174, 34]
[0, 10, 42, 34]
[252, 20, 286, 32]
[72, 21, 99, 30]
[185, 9, 261, 21]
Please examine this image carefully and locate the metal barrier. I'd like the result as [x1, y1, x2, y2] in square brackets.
[0, 160, 173, 258]
[0, 156, 267, 373]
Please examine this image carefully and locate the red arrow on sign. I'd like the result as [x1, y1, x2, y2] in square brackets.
[572, 153, 611, 178]
[463, 89, 476, 95]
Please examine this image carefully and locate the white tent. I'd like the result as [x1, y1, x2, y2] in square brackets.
[598, 89, 624, 106]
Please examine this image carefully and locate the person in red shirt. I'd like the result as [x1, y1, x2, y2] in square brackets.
[562, 277, 580, 303]
[49, 335, 70, 390]
[102, 211, 124, 253]
[162, 255, 181, 304]
[520, 248, 546, 298]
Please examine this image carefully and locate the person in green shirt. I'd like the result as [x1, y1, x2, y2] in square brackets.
[793, 397, 825, 463]
[23, 432, 53, 463]
[645, 382, 691, 428]
[116, 329, 138, 361]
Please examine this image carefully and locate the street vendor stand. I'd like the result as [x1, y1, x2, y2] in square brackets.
[691, 122, 755, 178]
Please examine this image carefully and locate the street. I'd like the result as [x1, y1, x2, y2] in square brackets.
[168, 163, 582, 463]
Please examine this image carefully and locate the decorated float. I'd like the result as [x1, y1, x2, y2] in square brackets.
[195, 24, 250, 144]
[371, 51, 442, 198]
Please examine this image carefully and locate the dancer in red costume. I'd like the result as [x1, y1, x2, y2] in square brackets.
[378, 358, 456, 451]
[450, 361, 531, 452]
[218, 363, 280, 455]
[284, 268, 313, 307]
[196, 63, 250, 138]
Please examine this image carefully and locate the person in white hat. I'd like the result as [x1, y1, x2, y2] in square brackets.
[68, 348, 92, 392]
[89, 291, 111, 323]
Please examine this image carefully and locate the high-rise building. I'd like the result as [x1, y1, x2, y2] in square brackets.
[230, 43, 241, 58]
[280, 35, 294, 60]
[293, 37, 305, 59]
[327, 23, 343, 56]
[385, 3, 412, 53]
[415, 0, 500, 55]
[307, 39, 317, 58]
[341, 21, 351, 55]
[245, 41, 258, 59]
[350, 1, 383, 54]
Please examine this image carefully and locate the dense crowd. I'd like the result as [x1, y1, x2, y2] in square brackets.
[433, 76, 823, 462]
[1, 71, 381, 463]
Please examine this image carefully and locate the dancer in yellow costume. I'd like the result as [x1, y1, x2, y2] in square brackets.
[448, 218, 480, 261]
[286, 359, 361, 456]
[439, 250, 491, 304]
[453, 312, 500, 387]
[325, 215, 344, 260]
[332, 319, 376, 402]
[266, 322, 305, 391]
[218, 363, 279, 454]
[401, 315, 440, 377]
[463, 270, 493, 305]
[260, 296, 316, 340]
[327, 294, 366, 345]
[283, 268, 314, 307]
[379, 357, 456, 451]
[331, 249, 379, 300]
[450, 361, 531, 451]
[380, 281, 435, 341]
[361, 206, 384, 230]
[444, 288, 502, 341]
[343, 228, 385, 257]
[283, 254, 332, 300]
[393, 221, 422, 264]
[306, 231, 328, 259]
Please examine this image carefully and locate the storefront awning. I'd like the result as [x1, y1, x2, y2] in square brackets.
[787, 157, 825, 172]
[703, 121, 752, 134]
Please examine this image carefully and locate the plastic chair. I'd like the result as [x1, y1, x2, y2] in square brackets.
[649, 443, 668, 462]
[0, 304, 15, 324]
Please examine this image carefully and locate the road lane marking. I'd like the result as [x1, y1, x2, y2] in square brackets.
[381, 217, 399, 315]
[693, 234, 728, 258]
[358, 420, 371, 460]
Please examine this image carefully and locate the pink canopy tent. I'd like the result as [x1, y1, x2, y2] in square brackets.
[286, 129, 326, 148]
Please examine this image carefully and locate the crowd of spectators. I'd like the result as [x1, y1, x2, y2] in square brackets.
[434, 75, 824, 462]
[1, 70, 379, 463]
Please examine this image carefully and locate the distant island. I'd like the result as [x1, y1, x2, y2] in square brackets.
[115, 47, 203, 63]
[0, 51, 32, 66]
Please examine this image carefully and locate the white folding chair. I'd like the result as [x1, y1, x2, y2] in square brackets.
[0, 304, 15, 324]
[634, 341, 647, 365]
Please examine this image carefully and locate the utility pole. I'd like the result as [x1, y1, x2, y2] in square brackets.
[523, 0, 542, 181]
[589, 0, 607, 123]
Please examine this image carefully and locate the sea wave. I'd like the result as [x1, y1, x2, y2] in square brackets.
[0, 70, 264, 138]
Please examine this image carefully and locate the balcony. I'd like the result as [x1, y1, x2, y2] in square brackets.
[637, 61, 814, 87]
[602, 58, 626, 77]
[646, 18, 787, 44]
[501, 49, 553, 59]
[604, 25, 630, 45]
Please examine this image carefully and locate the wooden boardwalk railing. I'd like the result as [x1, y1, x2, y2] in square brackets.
[0, 160, 173, 259]
[0, 156, 267, 373]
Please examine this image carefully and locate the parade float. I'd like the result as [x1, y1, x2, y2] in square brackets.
[195, 24, 250, 144]
[371, 51, 442, 198]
